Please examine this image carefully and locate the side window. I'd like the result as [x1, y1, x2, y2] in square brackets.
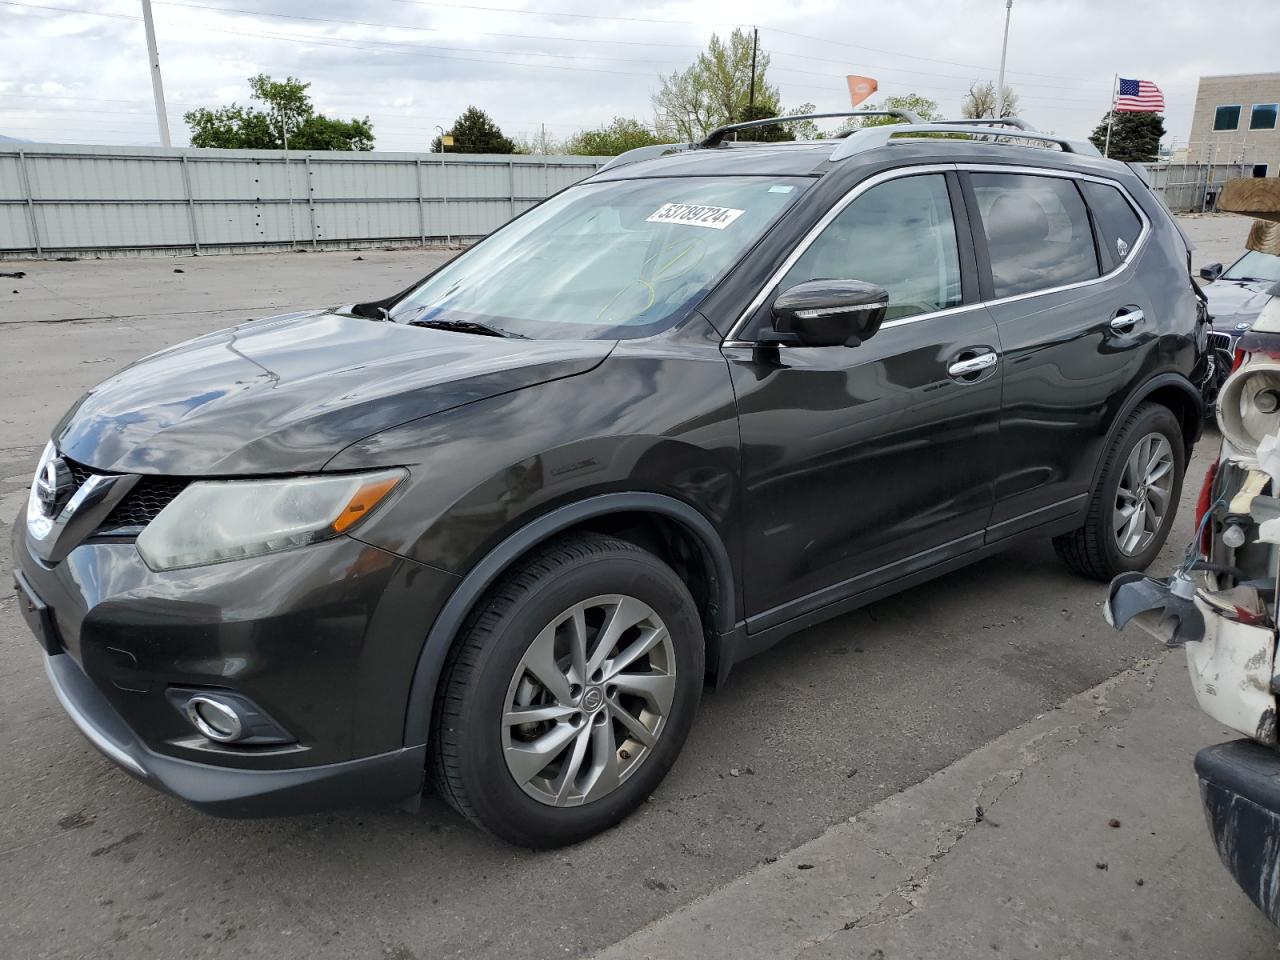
[1251, 104, 1279, 131]
[778, 174, 962, 321]
[970, 173, 1100, 299]
[1079, 180, 1143, 271]
[1214, 105, 1242, 131]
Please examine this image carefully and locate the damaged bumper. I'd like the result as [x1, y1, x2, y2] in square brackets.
[1196, 740, 1280, 925]
[1105, 574, 1277, 744]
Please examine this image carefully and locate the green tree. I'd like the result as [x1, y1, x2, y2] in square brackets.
[561, 117, 668, 155]
[652, 28, 782, 140]
[1088, 111, 1165, 161]
[838, 94, 942, 132]
[961, 81, 1020, 119]
[431, 106, 517, 153]
[732, 103, 795, 142]
[784, 103, 822, 140]
[184, 75, 373, 150]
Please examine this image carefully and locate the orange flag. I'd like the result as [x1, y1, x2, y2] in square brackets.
[846, 76, 878, 107]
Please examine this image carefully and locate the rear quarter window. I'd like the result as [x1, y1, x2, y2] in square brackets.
[1079, 180, 1143, 272]
[970, 173, 1101, 299]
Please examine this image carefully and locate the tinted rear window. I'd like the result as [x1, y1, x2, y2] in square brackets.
[1080, 180, 1143, 271]
[970, 173, 1100, 299]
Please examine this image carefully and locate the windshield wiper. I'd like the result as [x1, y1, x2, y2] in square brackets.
[406, 317, 528, 339]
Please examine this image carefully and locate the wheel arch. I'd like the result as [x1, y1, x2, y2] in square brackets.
[1091, 372, 1203, 492]
[401, 492, 737, 749]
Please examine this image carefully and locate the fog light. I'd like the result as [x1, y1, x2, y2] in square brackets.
[184, 695, 244, 742]
[168, 688, 295, 746]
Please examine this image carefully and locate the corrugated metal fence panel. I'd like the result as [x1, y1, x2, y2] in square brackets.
[38, 201, 192, 247]
[30, 154, 187, 200]
[311, 158, 418, 200]
[0, 144, 605, 254]
[0, 154, 29, 200]
[0, 205, 33, 249]
[315, 200, 419, 241]
[1140, 162, 1249, 212]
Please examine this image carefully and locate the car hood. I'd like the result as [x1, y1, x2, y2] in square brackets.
[1204, 278, 1275, 332]
[54, 310, 613, 475]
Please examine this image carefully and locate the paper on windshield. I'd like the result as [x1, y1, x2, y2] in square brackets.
[646, 202, 745, 230]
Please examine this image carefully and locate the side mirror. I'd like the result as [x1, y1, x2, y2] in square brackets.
[770, 280, 889, 348]
[1200, 263, 1224, 281]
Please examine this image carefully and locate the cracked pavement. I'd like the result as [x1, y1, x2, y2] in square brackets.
[1, 218, 1276, 959]
[595, 656, 1278, 959]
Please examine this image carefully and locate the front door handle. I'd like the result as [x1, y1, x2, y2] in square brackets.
[1110, 307, 1145, 333]
[947, 351, 998, 378]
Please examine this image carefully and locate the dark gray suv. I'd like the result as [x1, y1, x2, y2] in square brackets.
[13, 112, 1205, 847]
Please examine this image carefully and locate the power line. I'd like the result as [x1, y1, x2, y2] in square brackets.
[151, 0, 705, 49]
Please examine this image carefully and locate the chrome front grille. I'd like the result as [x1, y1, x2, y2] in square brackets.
[64, 458, 190, 534]
[1208, 331, 1236, 354]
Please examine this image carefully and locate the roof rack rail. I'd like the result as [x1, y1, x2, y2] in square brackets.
[930, 117, 1037, 131]
[596, 142, 694, 173]
[828, 123, 1101, 161]
[699, 109, 922, 148]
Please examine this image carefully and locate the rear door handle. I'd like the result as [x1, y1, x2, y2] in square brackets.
[1110, 307, 1145, 333]
[947, 351, 998, 379]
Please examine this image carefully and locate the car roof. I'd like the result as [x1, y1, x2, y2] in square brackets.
[590, 142, 834, 180]
[590, 128, 1133, 184]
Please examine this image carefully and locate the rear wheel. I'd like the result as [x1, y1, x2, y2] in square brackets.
[430, 534, 703, 847]
[1054, 402, 1186, 580]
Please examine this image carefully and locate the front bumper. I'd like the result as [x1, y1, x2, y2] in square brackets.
[1196, 740, 1280, 924]
[12, 509, 460, 815]
[42, 649, 426, 817]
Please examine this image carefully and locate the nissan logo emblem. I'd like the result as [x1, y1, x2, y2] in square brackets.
[35, 457, 73, 518]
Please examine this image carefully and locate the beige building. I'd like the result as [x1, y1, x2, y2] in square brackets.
[1186, 73, 1280, 176]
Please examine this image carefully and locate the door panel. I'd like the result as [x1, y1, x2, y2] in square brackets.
[724, 171, 999, 625]
[964, 171, 1155, 533]
[726, 310, 1002, 622]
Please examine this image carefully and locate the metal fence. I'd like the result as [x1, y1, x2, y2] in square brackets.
[0, 144, 606, 257]
[1142, 162, 1250, 213]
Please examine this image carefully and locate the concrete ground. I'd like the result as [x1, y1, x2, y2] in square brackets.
[0, 215, 1274, 959]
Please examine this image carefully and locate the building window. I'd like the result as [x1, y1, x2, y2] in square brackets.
[1251, 104, 1279, 130]
[1214, 105, 1242, 131]
[1254, 164, 1270, 178]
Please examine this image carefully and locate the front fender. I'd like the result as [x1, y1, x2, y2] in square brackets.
[397, 491, 738, 749]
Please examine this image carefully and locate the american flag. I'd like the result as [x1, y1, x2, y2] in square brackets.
[1115, 78, 1165, 113]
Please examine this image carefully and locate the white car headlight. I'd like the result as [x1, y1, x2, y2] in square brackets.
[136, 469, 405, 571]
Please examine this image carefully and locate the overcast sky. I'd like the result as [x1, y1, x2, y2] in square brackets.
[1, 0, 1277, 151]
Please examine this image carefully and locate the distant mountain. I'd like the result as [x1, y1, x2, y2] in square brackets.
[0, 133, 30, 143]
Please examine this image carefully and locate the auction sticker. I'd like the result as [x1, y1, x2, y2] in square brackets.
[646, 202, 745, 230]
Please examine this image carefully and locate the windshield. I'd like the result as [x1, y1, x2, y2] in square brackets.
[388, 176, 809, 339]
[1222, 249, 1280, 283]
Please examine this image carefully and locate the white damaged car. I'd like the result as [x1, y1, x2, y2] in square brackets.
[1106, 281, 1280, 923]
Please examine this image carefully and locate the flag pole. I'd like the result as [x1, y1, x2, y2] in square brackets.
[1103, 74, 1118, 158]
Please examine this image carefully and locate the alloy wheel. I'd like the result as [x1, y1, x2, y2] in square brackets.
[1113, 431, 1175, 556]
[501, 594, 677, 807]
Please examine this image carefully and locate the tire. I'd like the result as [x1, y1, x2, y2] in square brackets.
[430, 533, 704, 848]
[1053, 402, 1186, 581]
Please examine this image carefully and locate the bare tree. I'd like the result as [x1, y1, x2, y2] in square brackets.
[961, 81, 1020, 119]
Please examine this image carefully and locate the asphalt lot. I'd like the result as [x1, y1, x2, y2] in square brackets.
[0, 214, 1273, 959]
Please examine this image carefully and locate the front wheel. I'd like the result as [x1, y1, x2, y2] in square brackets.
[1054, 402, 1186, 580]
[430, 534, 704, 847]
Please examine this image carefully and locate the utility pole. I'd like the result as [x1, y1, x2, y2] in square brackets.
[995, 0, 1012, 119]
[140, 0, 171, 147]
[748, 27, 758, 111]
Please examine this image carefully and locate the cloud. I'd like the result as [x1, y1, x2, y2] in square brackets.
[0, 0, 1276, 149]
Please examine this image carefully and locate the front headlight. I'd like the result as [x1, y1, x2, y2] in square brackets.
[136, 469, 405, 571]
